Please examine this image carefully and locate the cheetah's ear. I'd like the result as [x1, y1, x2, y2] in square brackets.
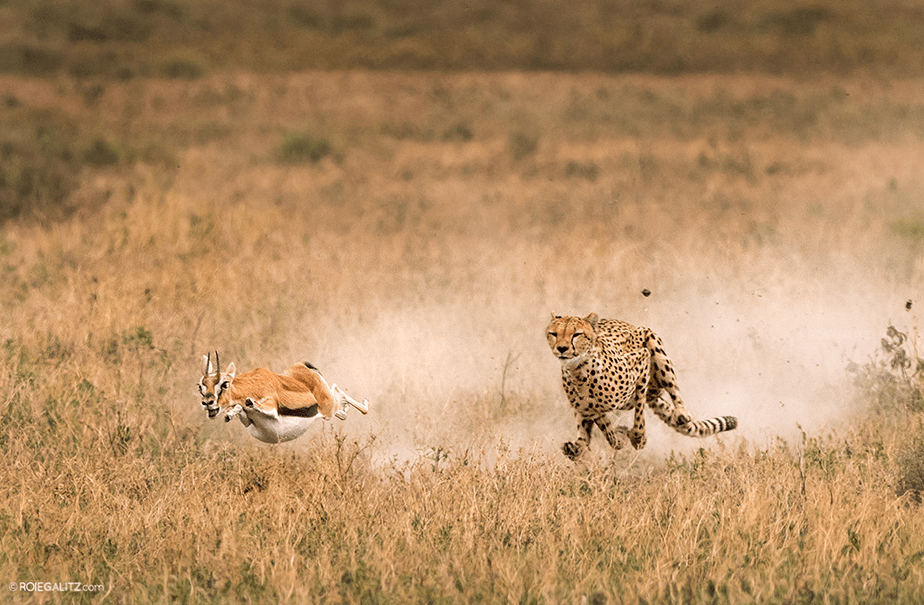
[583, 312, 599, 328]
[550, 313, 561, 321]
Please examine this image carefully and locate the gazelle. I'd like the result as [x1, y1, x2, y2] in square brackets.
[197, 352, 369, 444]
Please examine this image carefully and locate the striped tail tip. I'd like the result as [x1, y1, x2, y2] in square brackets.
[677, 415, 739, 437]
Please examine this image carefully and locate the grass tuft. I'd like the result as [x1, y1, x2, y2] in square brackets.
[897, 434, 924, 503]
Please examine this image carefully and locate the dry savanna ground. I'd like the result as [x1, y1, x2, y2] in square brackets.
[2, 66, 924, 603]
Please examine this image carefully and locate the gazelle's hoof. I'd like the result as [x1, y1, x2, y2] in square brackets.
[335, 409, 348, 421]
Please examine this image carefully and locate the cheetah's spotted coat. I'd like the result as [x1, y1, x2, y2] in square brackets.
[547, 313, 737, 459]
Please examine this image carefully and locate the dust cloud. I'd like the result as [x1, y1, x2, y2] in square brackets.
[290, 237, 913, 465]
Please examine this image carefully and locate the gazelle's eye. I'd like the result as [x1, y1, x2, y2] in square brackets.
[220, 381, 229, 390]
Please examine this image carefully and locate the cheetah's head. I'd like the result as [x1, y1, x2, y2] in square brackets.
[546, 313, 599, 361]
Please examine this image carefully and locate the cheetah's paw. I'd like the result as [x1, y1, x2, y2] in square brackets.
[628, 429, 647, 450]
[674, 409, 693, 426]
[562, 442, 585, 461]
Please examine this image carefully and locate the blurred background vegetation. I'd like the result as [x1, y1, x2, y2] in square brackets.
[4, 0, 924, 226]
[1, 0, 923, 78]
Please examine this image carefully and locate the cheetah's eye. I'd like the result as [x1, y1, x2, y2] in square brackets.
[547, 331, 558, 338]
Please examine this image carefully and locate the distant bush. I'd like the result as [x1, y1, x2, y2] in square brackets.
[890, 218, 924, 242]
[565, 160, 600, 181]
[160, 53, 205, 79]
[762, 7, 832, 36]
[0, 44, 63, 76]
[277, 132, 333, 164]
[133, 0, 184, 19]
[82, 137, 120, 166]
[508, 131, 539, 161]
[696, 9, 733, 33]
[849, 325, 924, 414]
[441, 121, 474, 142]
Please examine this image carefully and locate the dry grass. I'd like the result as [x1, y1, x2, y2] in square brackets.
[2, 69, 924, 603]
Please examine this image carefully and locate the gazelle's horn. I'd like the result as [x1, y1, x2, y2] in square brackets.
[204, 351, 211, 375]
[215, 350, 220, 376]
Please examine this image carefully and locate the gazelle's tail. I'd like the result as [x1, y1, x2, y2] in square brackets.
[303, 361, 322, 374]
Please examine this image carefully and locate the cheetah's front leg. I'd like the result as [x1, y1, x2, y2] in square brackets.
[628, 373, 649, 450]
[595, 415, 630, 451]
[562, 418, 595, 460]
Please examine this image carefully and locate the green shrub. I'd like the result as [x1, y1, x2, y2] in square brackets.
[160, 53, 205, 79]
[565, 160, 600, 181]
[849, 325, 924, 414]
[82, 137, 120, 166]
[441, 121, 474, 142]
[508, 131, 539, 161]
[890, 218, 924, 241]
[0, 44, 63, 76]
[762, 7, 832, 36]
[277, 132, 333, 164]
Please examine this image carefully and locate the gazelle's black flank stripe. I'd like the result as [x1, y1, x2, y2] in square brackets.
[279, 403, 319, 418]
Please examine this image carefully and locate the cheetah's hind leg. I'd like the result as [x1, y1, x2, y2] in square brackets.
[647, 388, 692, 428]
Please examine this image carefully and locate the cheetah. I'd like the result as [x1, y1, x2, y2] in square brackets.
[547, 313, 737, 460]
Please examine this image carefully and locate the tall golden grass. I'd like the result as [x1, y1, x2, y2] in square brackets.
[2, 70, 924, 603]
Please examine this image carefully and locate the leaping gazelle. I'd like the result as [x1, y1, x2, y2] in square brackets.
[198, 352, 369, 444]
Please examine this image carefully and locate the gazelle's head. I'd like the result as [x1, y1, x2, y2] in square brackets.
[198, 351, 237, 418]
[546, 313, 599, 362]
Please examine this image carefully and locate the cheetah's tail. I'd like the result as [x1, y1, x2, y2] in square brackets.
[675, 415, 737, 437]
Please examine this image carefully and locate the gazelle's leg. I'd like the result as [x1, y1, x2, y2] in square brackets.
[330, 385, 350, 421]
[334, 398, 348, 421]
[225, 403, 249, 426]
[331, 384, 369, 415]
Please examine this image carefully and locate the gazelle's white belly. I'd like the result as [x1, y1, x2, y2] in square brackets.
[245, 414, 318, 444]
